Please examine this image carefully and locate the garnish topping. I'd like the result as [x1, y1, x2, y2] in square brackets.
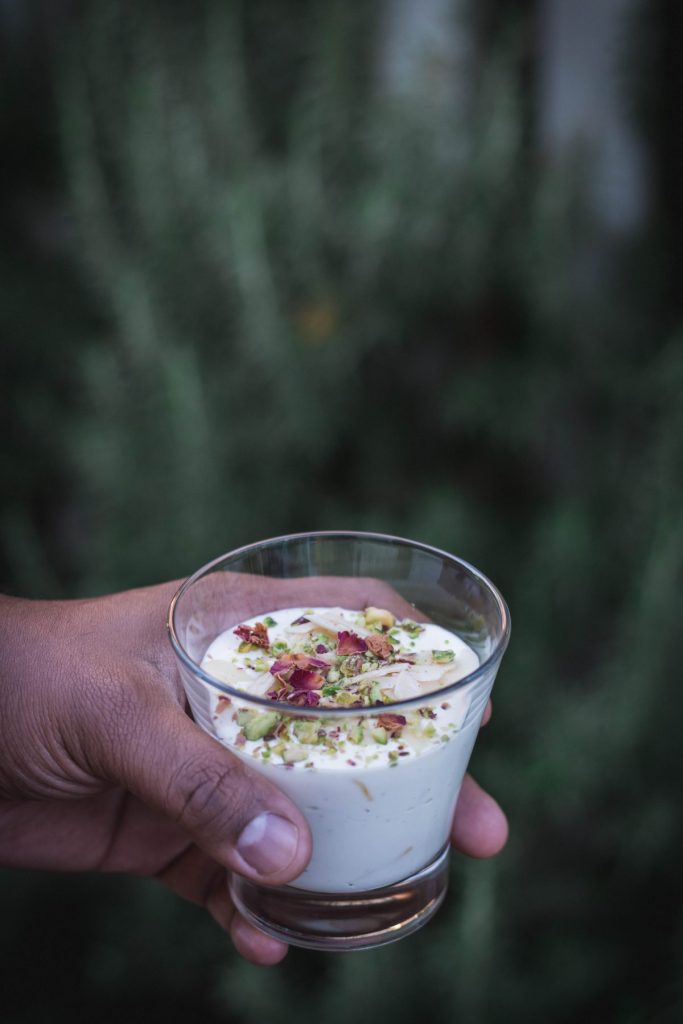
[270, 653, 328, 675]
[288, 668, 325, 691]
[375, 713, 407, 737]
[364, 607, 395, 629]
[234, 622, 270, 648]
[365, 634, 394, 659]
[336, 630, 368, 655]
[216, 696, 232, 715]
[400, 620, 425, 638]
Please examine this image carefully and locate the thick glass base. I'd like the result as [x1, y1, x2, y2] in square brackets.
[229, 846, 450, 951]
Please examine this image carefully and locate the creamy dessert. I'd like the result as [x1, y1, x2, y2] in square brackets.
[200, 606, 483, 893]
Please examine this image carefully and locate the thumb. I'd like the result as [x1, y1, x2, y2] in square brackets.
[98, 695, 312, 886]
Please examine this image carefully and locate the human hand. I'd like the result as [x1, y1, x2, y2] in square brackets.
[0, 579, 507, 965]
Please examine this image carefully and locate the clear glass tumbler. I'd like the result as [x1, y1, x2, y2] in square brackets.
[168, 531, 510, 951]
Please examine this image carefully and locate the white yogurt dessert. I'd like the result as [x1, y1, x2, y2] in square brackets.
[200, 606, 482, 893]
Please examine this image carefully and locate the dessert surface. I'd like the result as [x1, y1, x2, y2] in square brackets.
[201, 606, 479, 771]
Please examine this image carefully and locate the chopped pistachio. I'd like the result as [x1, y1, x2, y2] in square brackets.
[238, 640, 260, 654]
[321, 683, 340, 698]
[263, 616, 278, 627]
[340, 654, 364, 677]
[292, 720, 320, 744]
[365, 607, 395, 629]
[326, 669, 341, 684]
[388, 750, 399, 763]
[271, 641, 290, 655]
[251, 657, 269, 672]
[400, 619, 424, 638]
[370, 681, 384, 704]
[236, 709, 255, 727]
[334, 690, 357, 707]
[432, 649, 455, 664]
[423, 723, 437, 738]
[282, 745, 308, 764]
[371, 727, 388, 745]
[348, 724, 364, 744]
[244, 711, 280, 741]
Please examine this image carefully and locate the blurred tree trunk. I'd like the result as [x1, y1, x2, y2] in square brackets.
[538, 0, 647, 234]
[378, 0, 474, 124]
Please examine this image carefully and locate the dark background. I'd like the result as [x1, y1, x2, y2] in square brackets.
[1, 1, 682, 1021]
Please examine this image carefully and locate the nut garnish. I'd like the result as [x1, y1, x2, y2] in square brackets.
[233, 622, 270, 648]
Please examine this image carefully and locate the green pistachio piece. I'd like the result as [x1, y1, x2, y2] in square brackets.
[334, 690, 357, 706]
[432, 649, 455, 664]
[263, 616, 277, 627]
[364, 607, 395, 628]
[236, 709, 255, 727]
[349, 724, 364, 744]
[244, 712, 280, 741]
[371, 727, 388, 745]
[282, 745, 308, 764]
[292, 721, 320, 744]
[370, 681, 383, 704]
[326, 669, 341, 683]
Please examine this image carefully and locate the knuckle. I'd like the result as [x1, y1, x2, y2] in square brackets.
[170, 755, 255, 838]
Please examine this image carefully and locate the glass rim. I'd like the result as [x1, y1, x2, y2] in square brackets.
[167, 530, 511, 716]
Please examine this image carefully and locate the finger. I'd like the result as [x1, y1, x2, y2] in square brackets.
[230, 912, 289, 965]
[89, 689, 313, 887]
[204, 866, 235, 933]
[189, 573, 427, 632]
[451, 774, 508, 858]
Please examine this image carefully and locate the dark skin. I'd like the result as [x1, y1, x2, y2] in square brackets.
[0, 577, 507, 964]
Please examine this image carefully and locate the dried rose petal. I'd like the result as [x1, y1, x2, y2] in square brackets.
[289, 689, 321, 706]
[288, 668, 324, 691]
[291, 615, 310, 625]
[267, 673, 291, 701]
[365, 634, 394, 659]
[336, 630, 368, 655]
[270, 653, 328, 675]
[376, 713, 407, 737]
[234, 622, 270, 648]
[315, 644, 327, 654]
[216, 696, 232, 715]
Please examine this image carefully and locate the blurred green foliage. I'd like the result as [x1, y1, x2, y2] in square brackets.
[1, 2, 682, 1022]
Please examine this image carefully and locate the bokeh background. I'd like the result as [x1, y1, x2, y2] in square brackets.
[1, 1, 682, 1021]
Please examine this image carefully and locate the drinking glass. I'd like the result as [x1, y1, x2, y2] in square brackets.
[168, 531, 510, 950]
